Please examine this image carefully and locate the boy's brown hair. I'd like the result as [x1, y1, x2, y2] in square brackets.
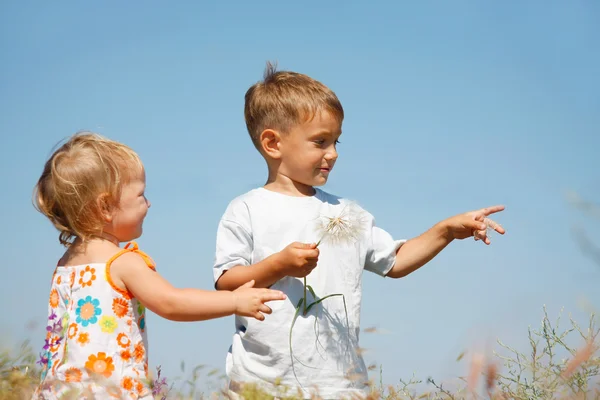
[34, 131, 143, 246]
[244, 61, 344, 150]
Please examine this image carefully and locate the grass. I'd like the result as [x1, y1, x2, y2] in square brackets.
[2, 305, 598, 399]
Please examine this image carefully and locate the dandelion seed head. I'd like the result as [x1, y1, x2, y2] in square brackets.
[314, 201, 368, 246]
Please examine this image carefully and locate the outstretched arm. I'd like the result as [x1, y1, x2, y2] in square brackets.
[386, 205, 505, 279]
[111, 252, 286, 321]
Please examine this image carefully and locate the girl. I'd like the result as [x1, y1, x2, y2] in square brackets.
[32, 132, 285, 399]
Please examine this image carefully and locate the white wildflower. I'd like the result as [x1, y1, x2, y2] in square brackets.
[314, 201, 368, 246]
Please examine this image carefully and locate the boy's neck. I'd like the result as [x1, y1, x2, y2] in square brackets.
[264, 171, 316, 197]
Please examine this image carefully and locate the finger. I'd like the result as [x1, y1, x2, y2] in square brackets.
[261, 291, 286, 301]
[470, 219, 488, 231]
[259, 304, 272, 314]
[240, 280, 255, 289]
[296, 242, 317, 249]
[483, 217, 505, 234]
[473, 229, 491, 245]
[480, 205, 505, 216]
[254, 312, 265, 321]
[304, 249, 320, 258]
[304, 267, 316, 276]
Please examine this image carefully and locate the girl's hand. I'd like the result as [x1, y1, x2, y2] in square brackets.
[445, 205, 506, 245]
[232, 280, 287, 321]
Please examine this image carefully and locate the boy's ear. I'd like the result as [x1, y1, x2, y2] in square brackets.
[97, 193, 113, 223]
[259, 129, 282, 159]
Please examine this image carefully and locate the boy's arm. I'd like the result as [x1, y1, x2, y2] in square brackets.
[385, 221, 452, 278]
[216, 242, 319, 290]
[386, 205, 505, 279]
[215, 254, 286, 290]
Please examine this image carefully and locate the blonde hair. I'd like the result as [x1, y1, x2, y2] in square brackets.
[34, 131, 143, 246]
[244, 61, 344, 149]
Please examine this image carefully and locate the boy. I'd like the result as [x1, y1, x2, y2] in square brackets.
[213, 63, 505, 399]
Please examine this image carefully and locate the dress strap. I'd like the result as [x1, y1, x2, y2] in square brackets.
[123, 242, 156, 271]
[107, 241, 156, 271]
[105, 242, 156, 298]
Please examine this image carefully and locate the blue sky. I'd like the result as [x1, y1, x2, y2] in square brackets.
[1, 0, 598, 392]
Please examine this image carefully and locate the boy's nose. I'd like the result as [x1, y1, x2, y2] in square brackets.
[325, 147, 338, 161]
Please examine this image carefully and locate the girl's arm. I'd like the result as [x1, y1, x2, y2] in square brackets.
[110, 252, 286, 322]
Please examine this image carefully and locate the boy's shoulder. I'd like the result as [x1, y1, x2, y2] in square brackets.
[221, 187, 371, 217]
[221, 187, 262, 210]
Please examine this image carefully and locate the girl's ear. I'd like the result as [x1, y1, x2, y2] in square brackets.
[259, 129, 282, 159]
[97, 193, 113, 223]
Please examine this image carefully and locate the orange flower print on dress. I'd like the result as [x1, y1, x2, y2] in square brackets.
[108, 386, 123, 399]
[49, 289, 59, 308]
[85, 352, 115, 378]
[56, 275, 62, 285]
[112, 298, 129, 318]
[79, 265, 96, 287]
[65, 367, 82, 383]
[133, 342, 145, 363]
[49, 336, 61, 352]
[121, 376, 134, 391]
[120, 349, 132, 362]
[135, 380, 147, 396]
[77, 332, 90, 346]
[67, 323, 78, 339]
[116, 333, 130, 348]
[70, 270, 76, 287]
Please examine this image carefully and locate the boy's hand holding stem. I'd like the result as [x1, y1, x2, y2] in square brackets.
[216, 242, 319, 291]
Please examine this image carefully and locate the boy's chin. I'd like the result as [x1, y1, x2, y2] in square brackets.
[311, 177, 329, 187]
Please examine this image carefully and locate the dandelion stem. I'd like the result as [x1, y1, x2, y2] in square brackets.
[303, 277, 307, 314]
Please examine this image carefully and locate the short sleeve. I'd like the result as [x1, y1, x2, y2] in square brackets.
[213, 199, 254, 285]
[364, 215, 406, 277]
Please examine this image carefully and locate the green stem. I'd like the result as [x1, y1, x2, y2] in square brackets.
[302, 235, 324, 316]
[303, 277, 307, 314]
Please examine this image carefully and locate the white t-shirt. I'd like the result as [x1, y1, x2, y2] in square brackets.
[213, 187, 405, 399]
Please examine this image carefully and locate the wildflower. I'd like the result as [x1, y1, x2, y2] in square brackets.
[152, 365, 169, 399]
[314, 201, 368, 246]
[562, 339, 596, 378]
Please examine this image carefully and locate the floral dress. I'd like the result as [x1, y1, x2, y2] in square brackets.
[34, 242, 155, 399]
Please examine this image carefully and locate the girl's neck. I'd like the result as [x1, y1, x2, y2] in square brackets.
[59, 236, 122, 267]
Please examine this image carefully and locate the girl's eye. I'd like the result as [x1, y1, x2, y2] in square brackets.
[335, 139, 341, 145]
[314, 139, 325, 146]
